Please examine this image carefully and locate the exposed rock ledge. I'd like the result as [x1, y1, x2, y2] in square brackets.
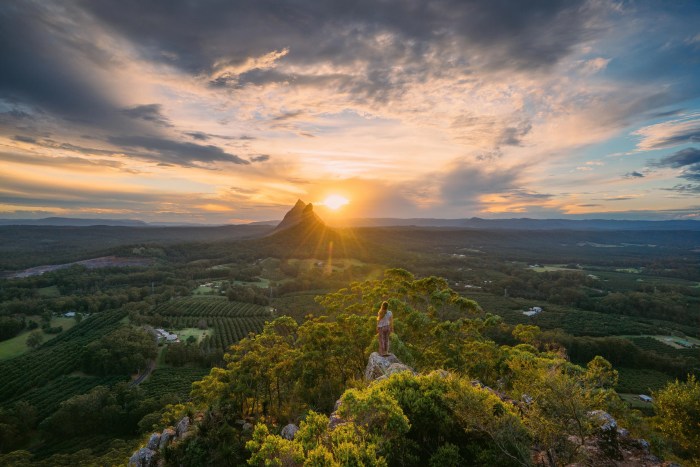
[128, 416, 190, 467]
[364, 352, 415, 381]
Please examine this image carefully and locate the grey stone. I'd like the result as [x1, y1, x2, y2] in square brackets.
[242, 422, 253, 431]
[176, 416, 190, 437]
[146, 433, 161, 450]
[159, 428, 176, 450]
[280, 423, 299, 440]
[637, 438, 650, 452]
[588, 410, 617, 431]
[365, 352, 413, 380]
[616, 428, 629, 438]
[328, 399, 344, 430]
[128, 448, 156, 467]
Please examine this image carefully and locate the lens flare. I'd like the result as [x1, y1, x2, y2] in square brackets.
[322, 195, 349, 210]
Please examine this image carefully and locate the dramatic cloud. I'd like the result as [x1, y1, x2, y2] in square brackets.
[81, 0, 606, 77]
[652, 147, 700, 168]
[106, 135, 249, 166]
[121, 104, 172, 127]
[1, 1, 700, 222]
[0, 2, 123, 125]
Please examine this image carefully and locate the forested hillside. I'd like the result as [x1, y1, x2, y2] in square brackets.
[124, 270, 698, 466]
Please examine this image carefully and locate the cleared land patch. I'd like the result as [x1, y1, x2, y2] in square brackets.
[0, 317, 78, 360]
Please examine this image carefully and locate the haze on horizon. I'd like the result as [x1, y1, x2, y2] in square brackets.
[1, 0, 700, 224]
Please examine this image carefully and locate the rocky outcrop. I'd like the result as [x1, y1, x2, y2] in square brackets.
[145, 433, 161, 450]
[129, 448, 156, 467]
[328, 353, 415, 431]
[328, 399, 345, 430]
[280, 423, 299, 440]
[128, 417, 192, 467]
[364, 352, 414, 381]
[268, 199, 325, 235]
[536, 411, 668, 467]
[176, 416, 190, 438]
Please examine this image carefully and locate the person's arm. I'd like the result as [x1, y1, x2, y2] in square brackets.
[389, 314, 394, 332]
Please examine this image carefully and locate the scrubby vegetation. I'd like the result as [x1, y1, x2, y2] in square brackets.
[0, 223, 697, 465]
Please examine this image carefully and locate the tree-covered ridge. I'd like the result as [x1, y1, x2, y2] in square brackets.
[146, 269, 696, 466]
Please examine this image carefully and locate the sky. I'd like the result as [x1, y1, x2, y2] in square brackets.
[1, 0, 700, 224]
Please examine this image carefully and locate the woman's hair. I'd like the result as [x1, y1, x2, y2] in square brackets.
[377, 301, 389, 321]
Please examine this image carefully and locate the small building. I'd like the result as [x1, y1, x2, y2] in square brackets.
[523, 306, 543, 317]
[155, 328, 178, 343]
[63, 311, 76, 318]
[639, 394, 653, 403]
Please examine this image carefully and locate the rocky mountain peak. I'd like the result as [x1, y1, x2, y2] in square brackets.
[269, 199, 325, 235]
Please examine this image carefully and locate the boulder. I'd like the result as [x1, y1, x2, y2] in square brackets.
[588, 410, 617, 431]
[176, 416, 190, 437]
[159, 428, 176, 450]
[146, 433, 161, 450]
[280, 423, 299, 440]
[129, 448, 156, 467]
[328, 399, 344, 430]
[365, 352, 415, 380]
[588, 410, 621, 460]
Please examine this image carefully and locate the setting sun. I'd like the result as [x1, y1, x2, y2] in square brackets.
[322, 195, 349, 210]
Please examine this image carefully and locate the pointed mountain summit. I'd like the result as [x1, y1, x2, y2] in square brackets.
[269, 199, 325, 235]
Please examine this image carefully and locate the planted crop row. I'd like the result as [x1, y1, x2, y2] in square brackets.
[140, 367, 210, 400]
[3, 375, 127, 420]
[154, 296, 270, 318]
[208, 317, 266, 351]
[627, 337, 699, 359]
[0, 310, 126, 400]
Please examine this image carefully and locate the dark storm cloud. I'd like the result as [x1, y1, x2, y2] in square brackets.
[80, 0, 604, 92]
[2, 108, 35, 121]
[624, 171, 645, 178]
[652, 147, 700, 168]
[107, 135, 249, 166]
[0, 2, 123, 125]
[121, 104, 172, 127]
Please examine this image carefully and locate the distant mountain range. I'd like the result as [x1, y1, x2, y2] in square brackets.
[334, 217, 700, 230]
[1, 215, 699, 230]
[0, 217, 222, 227]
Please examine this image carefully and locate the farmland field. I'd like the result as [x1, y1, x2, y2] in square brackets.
[0, 310, 126, 400]
[153, 296, 272, 318]
[153, 296, 271, 353]
[140, 367, 210, 400]
[0, 317, 79, 361]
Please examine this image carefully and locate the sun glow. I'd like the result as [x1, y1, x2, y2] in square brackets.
[322, 194, 349, 210]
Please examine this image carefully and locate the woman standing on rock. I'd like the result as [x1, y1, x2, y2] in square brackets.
[376, 301, 394, 356]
